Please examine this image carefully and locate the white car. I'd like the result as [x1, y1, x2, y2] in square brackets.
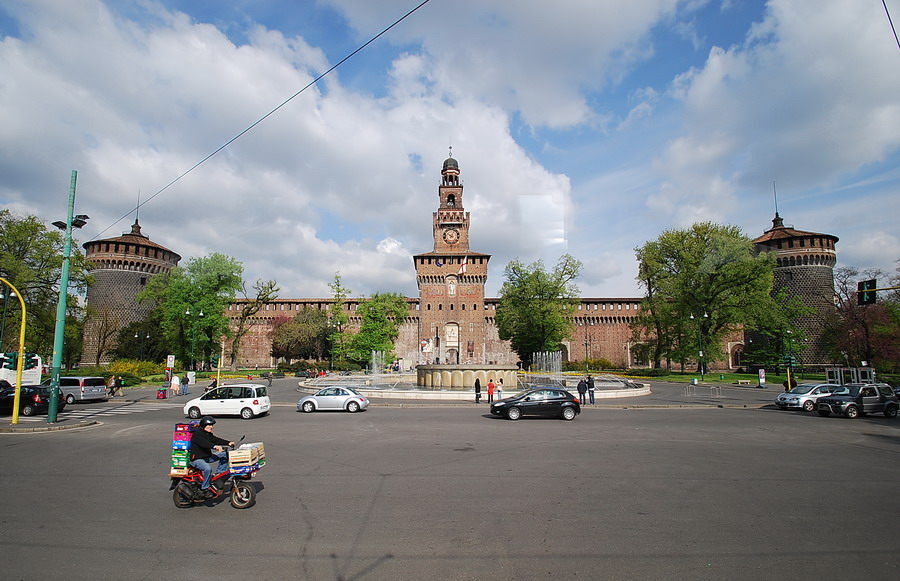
[775, 383, 837, 412]
[184, 384, 271, 420]
[297, 386, 369, 413]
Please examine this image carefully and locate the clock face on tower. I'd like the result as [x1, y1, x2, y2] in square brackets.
[442, 228, 460, 244]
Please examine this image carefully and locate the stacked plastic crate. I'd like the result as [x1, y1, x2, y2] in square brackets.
[170, 421, 198, 477]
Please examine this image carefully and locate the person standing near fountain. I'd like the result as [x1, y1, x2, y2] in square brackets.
[497, 378, 503, 400]
[577, 377, 587, 404]
[474, 378, 482, 403]
[587, 375, 595, 405]
[487, 379, 495, 403]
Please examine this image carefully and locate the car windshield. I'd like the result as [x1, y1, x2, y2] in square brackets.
[829, 386, 859, 396]
[789, 384, 817, 395]
[346, 387, 361, 396]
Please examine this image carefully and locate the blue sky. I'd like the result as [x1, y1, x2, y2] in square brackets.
[1, 0, 899, 300]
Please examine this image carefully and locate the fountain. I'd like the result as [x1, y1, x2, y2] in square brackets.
[529, 351, 564, 387]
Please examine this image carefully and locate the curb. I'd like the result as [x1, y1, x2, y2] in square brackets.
[0, 420, 100, 434]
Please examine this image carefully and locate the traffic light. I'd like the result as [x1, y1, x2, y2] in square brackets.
[23, 353, 38, 370]
[783, 354, 796, 368]
[2, 352, 17, 370]
[857, 279, 876, 305]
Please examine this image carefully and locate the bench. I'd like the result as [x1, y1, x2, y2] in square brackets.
[734, 380, 751, 385]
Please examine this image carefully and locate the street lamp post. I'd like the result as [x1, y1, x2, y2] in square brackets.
[690, 311, 708, 382]
[135, 331, 150, 360]
[186, 307, 204, 371]
[48, 170, 88, 424]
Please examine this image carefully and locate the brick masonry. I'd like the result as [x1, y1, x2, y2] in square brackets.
[80, 220, 181, 365]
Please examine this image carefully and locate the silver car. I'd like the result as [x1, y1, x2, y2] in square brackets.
[298, 386, 369, 413]
[775, 383, 837, 412]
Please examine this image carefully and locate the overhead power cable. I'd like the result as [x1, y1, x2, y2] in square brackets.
[91, 0, 433, 241]
[885, 0, 900, 51]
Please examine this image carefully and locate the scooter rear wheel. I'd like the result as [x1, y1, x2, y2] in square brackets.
[230, 482, 256, 509]
[173, 483, 194, 508]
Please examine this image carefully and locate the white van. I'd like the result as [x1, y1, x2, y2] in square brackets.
[183, 384, 271, 420]
[57, 376, 108, 403]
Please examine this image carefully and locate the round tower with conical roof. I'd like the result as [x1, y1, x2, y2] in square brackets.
[753, 213, 838, 365]
[80, 220, 181, 365]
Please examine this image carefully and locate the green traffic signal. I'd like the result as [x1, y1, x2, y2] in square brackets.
[23, 353, 38, 370]
[857, 279, 876, 305]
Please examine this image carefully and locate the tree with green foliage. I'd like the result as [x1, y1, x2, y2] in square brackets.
[138, 253, 243, 370]
[229, 279, 279, 370]
[328, 273, 352, 366]
[495, 254, 582, 368]
[270, 308, 330, 363]
[112, 311, 166, 363]
[632, 222, 804, 370]
[823, 265, 900, 373]
[0, 209, 89, 357]
[346, 292, 409, 366]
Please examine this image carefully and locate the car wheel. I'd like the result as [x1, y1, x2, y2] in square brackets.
[817, 409, 831, 417]
[21, 403, 35, 416]
[884, 405, 898, 418]
[240, 407, 254, 420]
[347, 401, 360, 413]
[802, 400, 815, 412]
[187, 406, 202, 419]
[65, 394, 75, 405]
[506, 406, 521, 420]
[844, 405, 859, 419]
[561, 407, 576, 421]
[302, 401, 315, 413]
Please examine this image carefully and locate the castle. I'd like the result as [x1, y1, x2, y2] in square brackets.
[82, 156, 838, 370]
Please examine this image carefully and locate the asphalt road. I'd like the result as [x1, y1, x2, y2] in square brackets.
[0, 382, 898, 580]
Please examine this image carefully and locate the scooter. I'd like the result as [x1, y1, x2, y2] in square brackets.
[170, 439, 263, 509]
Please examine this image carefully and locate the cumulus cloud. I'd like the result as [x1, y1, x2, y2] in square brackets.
[2, 0, 898, 304]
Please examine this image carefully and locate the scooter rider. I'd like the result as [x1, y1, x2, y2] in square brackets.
[190, 416, 235, 498]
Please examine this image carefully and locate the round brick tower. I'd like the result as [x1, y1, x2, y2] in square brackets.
[80, 219, 181, 365]
[753, 213, 838, 365]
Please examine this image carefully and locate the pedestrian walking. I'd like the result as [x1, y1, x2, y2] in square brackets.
[487, 379, 495, 403]
[474, 378, 482, 403]
[106, 376, 116, 398]
[115, 376, 125, 397]
[577, 377, 587, 404]
[181, 373, 189, 396]
[170, 373, 180, 397]
[587, 375, 595, 405]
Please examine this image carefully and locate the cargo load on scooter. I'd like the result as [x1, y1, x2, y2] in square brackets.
[169, 421, 199, 477]
[228, 442, 266, 474]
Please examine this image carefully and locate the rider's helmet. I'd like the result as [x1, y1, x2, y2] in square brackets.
[199, 416, 216, 428]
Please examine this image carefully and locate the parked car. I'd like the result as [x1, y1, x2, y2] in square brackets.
[0, 384, 67, 416]
[490, 388, 581, 420]
[775, 383, 838, 412]
[297, 386, 369, 413]
[52, 376, 108, 404]
[183, 384, 271, 420]
[816, 383, 899, 419]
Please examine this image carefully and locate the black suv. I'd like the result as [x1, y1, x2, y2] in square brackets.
[816, 383, 899, 419]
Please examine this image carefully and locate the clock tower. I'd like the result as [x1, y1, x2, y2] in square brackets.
[413, 154, 491, 364]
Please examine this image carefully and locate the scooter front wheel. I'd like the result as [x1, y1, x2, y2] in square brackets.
[230, 482, 256, 509]
[173, 482, 194, 508]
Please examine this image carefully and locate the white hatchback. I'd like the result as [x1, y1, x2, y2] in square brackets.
[183, 384, 271, 420]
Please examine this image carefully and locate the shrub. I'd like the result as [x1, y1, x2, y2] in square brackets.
[108, 359, 167, 378]
[625, 368, 671, 377]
